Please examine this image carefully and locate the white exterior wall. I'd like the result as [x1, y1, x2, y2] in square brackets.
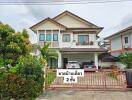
[110, 31, 132, 56]
[111, 36, 122, 51]
[122, 32, 132, 48]
[59, 32, 99, 48]
[130, 32, 132, 48]
[59, 31, 73, 48]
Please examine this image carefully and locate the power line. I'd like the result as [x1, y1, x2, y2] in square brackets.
[0, 0, 132, 5]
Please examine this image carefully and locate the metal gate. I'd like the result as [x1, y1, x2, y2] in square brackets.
[45, 69, 131, 90]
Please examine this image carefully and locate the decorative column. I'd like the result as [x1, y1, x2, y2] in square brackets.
[36, 30, 39, 44]
[51, 30, 53, 47]
[58, 51, 62, 68]
[36, 30, 40, 56]
[44, 30, 46, 41]
[58, 29, 61, 48]
[94, 52, 98, 69]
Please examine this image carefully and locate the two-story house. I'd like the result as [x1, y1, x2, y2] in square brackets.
[105, 26, 132, 57]
[30, 11, 107, 69]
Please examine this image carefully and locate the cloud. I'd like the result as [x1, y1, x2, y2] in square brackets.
[100, 13, 132, 38]
[121, 13, 132, 27]
[17, 18, 34, 29]
[25, 5, 65, 20]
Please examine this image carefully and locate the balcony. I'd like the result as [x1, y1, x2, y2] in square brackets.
[76, 41, 94, 46]
[39, 41, 59, 48]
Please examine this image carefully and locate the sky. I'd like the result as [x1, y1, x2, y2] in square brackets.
[0, 0, 132, 43]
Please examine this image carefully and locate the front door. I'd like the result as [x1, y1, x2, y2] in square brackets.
[63, 58, 68, 69]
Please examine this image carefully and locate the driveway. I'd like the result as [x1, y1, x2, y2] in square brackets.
[37, 90, 132, 100]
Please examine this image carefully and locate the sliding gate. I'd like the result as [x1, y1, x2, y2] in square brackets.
[45, 69, 130, 90]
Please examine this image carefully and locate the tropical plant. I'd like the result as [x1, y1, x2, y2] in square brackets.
[39, 43, 58, 67]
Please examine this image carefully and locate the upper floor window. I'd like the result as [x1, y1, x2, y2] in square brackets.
[53, 34, 58, 41]
[124, 36, 129, 44]
[39, 34, 45, 41]
[46, 34, 52, 41]
[78, 35, 89, 44]
[63, 34, 70, 42]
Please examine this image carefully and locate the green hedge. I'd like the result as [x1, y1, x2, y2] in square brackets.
[0, 55, 44, 99]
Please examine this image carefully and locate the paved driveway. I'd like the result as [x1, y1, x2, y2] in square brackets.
[37, 90, 132, 100]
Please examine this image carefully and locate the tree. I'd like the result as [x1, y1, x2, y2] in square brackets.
[39, 43, 58, 67]
[0, 23, 15, 67]
[0, 23, 32, 68]
[119, 52, 132, 69]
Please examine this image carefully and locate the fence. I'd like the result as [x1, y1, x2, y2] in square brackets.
[45, 69, 132, 90]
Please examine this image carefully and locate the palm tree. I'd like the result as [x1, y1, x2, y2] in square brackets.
[39, 43, 58, 68]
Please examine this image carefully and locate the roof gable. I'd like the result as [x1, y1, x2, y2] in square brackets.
[30, 18, 66, 31]
[53, 11, 99, 28]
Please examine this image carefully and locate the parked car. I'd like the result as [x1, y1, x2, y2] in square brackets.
[66, 61, 80, 69]
[82, 61, 96, 71]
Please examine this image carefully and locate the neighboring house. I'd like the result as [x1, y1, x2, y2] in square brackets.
[105, 26, 132, 57]
[30, 11, 107, 69]
[100, 40, 111, 51]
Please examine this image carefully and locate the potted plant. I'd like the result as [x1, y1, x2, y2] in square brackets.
[89, 41, 94, 45]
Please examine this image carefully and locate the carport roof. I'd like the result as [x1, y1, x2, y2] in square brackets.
[60, 48, 107, 52]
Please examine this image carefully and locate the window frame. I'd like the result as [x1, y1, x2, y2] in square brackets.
[62, 34, 70, 42]
[53, 34, 58, 41]
[78, 35, 89, 44]
[39, 34, 45, 41]
[124, 36, 129, 44]
[46, 34, 52, 41]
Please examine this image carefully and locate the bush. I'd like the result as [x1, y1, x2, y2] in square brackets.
[119, 53, 132, 69]
[0, 55, 44, 99]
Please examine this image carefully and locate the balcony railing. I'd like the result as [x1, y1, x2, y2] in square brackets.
[45, 42, 59, 48]
[39, 41, 59, 48]
[76, 41, 94, 45]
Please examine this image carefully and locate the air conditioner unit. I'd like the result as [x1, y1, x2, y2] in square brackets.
[123, 45, 129, 49]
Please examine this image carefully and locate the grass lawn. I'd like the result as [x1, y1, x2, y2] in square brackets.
[45, 70, 56, 86]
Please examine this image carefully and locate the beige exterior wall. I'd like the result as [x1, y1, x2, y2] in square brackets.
[55, 15, 91, 28]
[32, 21, 65, 30]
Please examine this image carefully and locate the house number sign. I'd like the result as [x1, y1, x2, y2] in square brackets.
[57, 69, 84, 83]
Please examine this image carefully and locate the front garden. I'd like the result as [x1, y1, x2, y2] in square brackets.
[0, 23, 47, 99]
